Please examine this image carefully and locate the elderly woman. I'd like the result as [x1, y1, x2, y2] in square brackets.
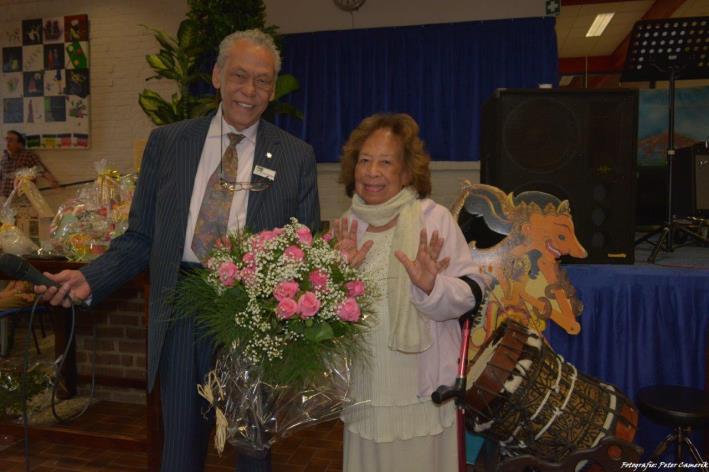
[334, 113, 484, 472]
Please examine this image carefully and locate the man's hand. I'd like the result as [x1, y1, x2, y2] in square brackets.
[395, 229, 450, 295]
[35, 270, 91, 308]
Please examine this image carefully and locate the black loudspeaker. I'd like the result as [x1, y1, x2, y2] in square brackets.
[674, 143, 709, 218]
[480, 88, 639, 264]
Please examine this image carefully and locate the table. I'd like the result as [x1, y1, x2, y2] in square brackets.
[548, 249, 709, 458]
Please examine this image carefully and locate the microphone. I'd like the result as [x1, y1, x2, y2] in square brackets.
[0, 253, 59, 287]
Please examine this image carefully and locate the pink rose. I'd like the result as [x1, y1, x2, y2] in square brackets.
[250, 232, 268, 250]
[309, 269, 329, 290]
[218, 261, 239, 287]
[296, 226, 313, 246]
[276, 298, 299, 319]
[298, 291, 321, 318]
[345, 280, 365, 298]
[337, 298, 361, 322]
[272, 227, 284, 236]
[260, 230, 276, 241]
[322, 232, 333, 242]
[283, 245, 305, 261]
[242, 252, 255, 266]
[274, 280, 299, 301]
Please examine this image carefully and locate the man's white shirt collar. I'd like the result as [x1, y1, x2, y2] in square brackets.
[207, 105, 258, 144]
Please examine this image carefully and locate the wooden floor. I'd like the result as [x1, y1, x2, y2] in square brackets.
[0, 401, 343, 471]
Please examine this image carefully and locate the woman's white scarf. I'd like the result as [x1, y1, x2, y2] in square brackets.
[350, 187, 432, 353]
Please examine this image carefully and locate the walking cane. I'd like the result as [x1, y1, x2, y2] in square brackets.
[432, 279, 486, 472]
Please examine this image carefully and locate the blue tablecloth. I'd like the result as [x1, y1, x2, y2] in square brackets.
[546, 257, 709, 459]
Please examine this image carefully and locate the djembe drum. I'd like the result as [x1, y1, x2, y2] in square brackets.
[465, 319, 638, 462]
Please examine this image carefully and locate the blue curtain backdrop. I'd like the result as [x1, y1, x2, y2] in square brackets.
[274, 17, 558, 163]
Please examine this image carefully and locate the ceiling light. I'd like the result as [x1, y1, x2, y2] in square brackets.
[586, 12, 615, 37]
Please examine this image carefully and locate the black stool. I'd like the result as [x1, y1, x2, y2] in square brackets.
[637, 385, 709, 470]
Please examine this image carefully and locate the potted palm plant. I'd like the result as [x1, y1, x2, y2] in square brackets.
[138, 0, 301, 125]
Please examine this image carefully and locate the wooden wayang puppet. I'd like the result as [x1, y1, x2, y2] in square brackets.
[450, 182, 587, 351]
[449, 183, 640, 468]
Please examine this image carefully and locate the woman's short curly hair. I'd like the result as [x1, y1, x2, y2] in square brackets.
[339, 113, 432, 199]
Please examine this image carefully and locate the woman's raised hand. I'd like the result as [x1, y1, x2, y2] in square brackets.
[332, 217, 373, 268]
[395, 229, 450, 295]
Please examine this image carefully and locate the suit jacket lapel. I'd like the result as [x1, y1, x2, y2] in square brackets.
[246, 120, 281, 228]
[176, 115, 212, 234]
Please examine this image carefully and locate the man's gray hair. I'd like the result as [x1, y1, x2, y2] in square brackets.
[216, 29, 281, 75]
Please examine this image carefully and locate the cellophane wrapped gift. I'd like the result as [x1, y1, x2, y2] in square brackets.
[7, 166, 54, 218]
[0, 207, 39, 255]
[49, 164, 135, 261]
[1, 363, 49, 422]
[93, 159, 121, 208]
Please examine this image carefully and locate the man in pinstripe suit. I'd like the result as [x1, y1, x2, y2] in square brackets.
[37, 30, 320, 472]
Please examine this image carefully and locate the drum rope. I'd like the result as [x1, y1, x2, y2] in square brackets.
[534, 361, 578, 440]
[529, 350, 563, 422]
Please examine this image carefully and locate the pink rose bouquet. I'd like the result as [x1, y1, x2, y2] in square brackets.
[174, 219, 374, 455]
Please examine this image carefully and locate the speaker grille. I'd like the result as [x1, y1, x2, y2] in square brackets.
[503, 98, 578, 172]
[481, 89, 639, 264]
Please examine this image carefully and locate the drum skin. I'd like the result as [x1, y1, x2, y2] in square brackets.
[465, 319, 638, 461]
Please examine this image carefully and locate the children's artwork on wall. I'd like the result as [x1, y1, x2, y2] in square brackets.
[2, 47, 22, 72]
[2, 73, 21, 97]
[23, 71, 43, 97]
[3, 98, 23, 123]
[43, 18, 64, 44]
[22, 19, 42, 45]
[0, 14, 89, 149]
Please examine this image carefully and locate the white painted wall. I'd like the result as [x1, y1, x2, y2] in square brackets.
[0, 0, 536, 221]
[265, 0, 545, 33]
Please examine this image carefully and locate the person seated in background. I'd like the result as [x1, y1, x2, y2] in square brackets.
[1, 130, 59, 198]
[334, 113, 485, 472]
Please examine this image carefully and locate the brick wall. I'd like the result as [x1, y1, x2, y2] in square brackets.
[74, 286, 147, 404]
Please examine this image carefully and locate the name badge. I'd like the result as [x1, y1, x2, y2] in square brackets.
[254, 165, 276, 181]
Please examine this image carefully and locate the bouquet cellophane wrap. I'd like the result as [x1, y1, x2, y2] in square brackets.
[49, 170, 135, 261]
[93, 159, 122, 209]
[10, 167, 53, 218]
[175, 219, 375, 456]
[0, 207, 39, 255]
[201, 346, 355, 457]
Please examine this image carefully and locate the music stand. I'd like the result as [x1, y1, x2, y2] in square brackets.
[623, 16, 709, 262]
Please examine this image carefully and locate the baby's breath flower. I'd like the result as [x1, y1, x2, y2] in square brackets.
[194, 219, 375, 369]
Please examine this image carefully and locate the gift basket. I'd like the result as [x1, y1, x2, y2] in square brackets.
[6, 166, 54, 218]
[49, 160, 135, 261]
[174, 219, 375, 456]
[0, 364, 49, 421]
[0, 207, 40, 255]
